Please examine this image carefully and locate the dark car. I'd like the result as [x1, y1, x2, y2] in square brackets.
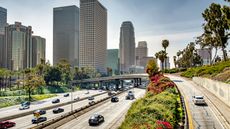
[52, 98, 60, 104]
[53, 108, 64, 114]
[89, 101, 96, 105]
[63, 93, 69, 97]
[33, 110, 46, 115]
[31, 117, 47, 124]
[0, 121, 16, 128]
[88, 96, 94, 100]
[88, 114, 104, 126]
[111, 96, 119, 102]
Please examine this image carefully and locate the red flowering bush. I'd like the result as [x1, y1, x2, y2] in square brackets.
[156, 120, 173, 129]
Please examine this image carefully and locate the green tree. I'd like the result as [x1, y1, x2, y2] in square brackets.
[202, 3, 230, 61]
[44, 66, 62, 85]
[24, 68, 45, 101]
[57, 59, 72, 84]
[157, 50, 167, 71]
[162, 39, 169, 68]
[173, 56, 177, 68]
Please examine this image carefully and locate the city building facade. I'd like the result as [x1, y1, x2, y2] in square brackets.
[4, 22, 33, 70]
[53, 5, 79, 67]
[119, 21, 135, 73]
[79, 0, 107, 73]
[0, 34, 4, 67]
[136, 41, 148, 67]
[197, 48, 212, 65]
[0, 7, 7, 34]
[106, 49, 119, 75]
[32, 36, 46, 67]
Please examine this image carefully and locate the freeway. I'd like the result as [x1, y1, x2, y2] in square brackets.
[167, 75, 223, 129]
[0, 90, 104, 119]
[57, 88, 145, 129]
[10, 91, 109, 129]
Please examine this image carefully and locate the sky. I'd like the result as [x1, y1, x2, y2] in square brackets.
[0, 0, 229, 67]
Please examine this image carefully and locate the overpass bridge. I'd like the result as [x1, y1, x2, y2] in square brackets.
[70, 74, 149, 89]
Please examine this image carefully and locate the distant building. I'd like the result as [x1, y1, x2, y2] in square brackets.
[53, 5, 79, 67]
[32, 36, 46, 67]
[4, 22, 33, 70]
[129, 65, 144, 74]
[136, 41, 148, 67]
[79, 0, 107, 73]
[119, 21, 135, 73]
[140, 57, 155, 69]
[106, 49, 119, 75]
[0, 34, 4, 67]
[160, 57, 170, 70]
[197, 48, 211, 65]
[0, 7, 7, 34]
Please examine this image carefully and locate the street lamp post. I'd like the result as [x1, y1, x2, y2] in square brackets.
[71, 85, 73, 112]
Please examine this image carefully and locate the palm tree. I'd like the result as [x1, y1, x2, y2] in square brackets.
[173, 56, 177, 68]
[162, 39, 169, 69]
[158, 50, 167, 71]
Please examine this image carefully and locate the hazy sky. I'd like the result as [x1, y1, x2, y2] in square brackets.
[0, 0, 229, 67]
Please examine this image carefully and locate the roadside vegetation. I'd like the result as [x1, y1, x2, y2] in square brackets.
[0, 94, 56, 108]
[181, 60, 230, 83]
[119, 60, 184, 129]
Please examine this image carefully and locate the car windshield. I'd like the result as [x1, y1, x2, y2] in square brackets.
[195, 96, 204, 99]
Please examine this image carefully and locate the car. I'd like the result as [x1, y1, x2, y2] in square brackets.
[21, 101, 30, 106]
[85, 91, 90, 94]
[126, 93, 135, 100]
[88, 114, 104, 126]
[19, 105, 30, 110]
[99, 90, 103, 92]
[88, 96, 94, 100]
[192, 96, 206, 105]
[63, 93, 69, 97]
[33, 110, 46, 115]
[0, 121, 16, 128]
[52, 98, 60, 104]
[31, 117, 47, 124]
[53, 108, 64, 114]
[111, 96, 119, 102]
[89, 101, 96, 105]
[74, 96, 80, 101]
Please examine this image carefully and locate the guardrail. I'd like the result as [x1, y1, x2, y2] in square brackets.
[29, 89, 128, 129]
[0, 91, 108, 121]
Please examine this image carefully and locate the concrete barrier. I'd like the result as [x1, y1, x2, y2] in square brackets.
[193, 77, 230, 107]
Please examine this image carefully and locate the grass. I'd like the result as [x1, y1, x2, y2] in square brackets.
[119, 88, 183, 129]
[0, 94, 57, 108]
[180, 60, 230, 83]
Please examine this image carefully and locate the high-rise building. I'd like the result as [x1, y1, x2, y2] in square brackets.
[106, 49, 119, 75]
[0, 34, 4, 67]
[79, 0, 107, 73]
[53, 5, 79, 67]
[136, 41, 147, 66]
[0, 7, 7, 34]
[4, 22, 33, 70]
[197, 48, 212, 65]
[119, 21, 135, 73]
[32, 36, 46, 67]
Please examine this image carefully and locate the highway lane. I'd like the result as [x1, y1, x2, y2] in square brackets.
[58, 88, 146, 129]
[10, 92, 109, 129]
[167, 75, 223, 129]
[0, 89, 105, 119]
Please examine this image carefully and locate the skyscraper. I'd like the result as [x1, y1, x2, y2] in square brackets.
[4, 22, 33, 70]
[106, 49, 119, 75]
[53, 5, 79, 67]
[0, 34, 4, 67]
[136, 41, 148, 66]
[32, 36, 46, 67]
[0, 7, 7, 34]
[79, 0, 107, 73]
[119, 21, 135, 73]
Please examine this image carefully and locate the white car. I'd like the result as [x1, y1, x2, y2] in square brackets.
[192, 96, 206, 105]
[74, 96, 80, 101]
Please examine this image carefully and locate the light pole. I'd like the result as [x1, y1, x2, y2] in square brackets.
[71, 85, 73, 112]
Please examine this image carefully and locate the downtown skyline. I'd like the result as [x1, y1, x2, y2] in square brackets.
[0, 0, 229, 67]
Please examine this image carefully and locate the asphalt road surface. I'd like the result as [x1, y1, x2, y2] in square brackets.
[58, 88, 146, 129]
[167, 75, 224, 129]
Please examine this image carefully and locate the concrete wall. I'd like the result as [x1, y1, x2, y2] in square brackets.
[193, 77, 230, 107]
